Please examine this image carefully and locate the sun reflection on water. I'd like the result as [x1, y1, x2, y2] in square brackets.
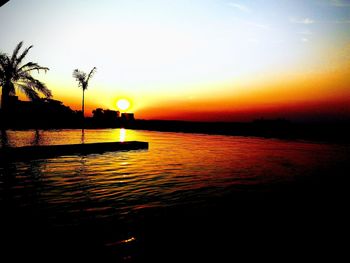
[120, 128, 126, 142]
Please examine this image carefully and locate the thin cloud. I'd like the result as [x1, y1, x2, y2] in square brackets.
[290, 17, 315, 24]
[227, 2, 251, 13]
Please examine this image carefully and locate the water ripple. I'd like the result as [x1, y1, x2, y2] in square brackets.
[1, 129, 349, 227]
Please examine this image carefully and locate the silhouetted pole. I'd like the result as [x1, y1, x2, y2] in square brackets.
[82, 88, 85, 130]
[81, 128, 85, 144]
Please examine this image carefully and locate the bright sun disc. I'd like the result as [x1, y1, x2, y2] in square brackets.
[117, 99, 130, 111]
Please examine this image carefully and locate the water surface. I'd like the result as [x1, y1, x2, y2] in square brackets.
[1, 129, 349, 261]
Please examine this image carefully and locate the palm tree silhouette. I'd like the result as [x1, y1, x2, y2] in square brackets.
[0, 41, 52, 112]
[73, 67, 97, 120]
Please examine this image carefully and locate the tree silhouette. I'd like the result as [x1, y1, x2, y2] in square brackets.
[0, 41, 51, 112]
[73, 67, 96, 120]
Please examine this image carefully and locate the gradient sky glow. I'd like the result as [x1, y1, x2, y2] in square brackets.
[1, 0, 350, 121]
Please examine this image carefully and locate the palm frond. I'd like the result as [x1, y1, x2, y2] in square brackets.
[19, 73, 52, 98]
[10, 41, 23, 65]
[1, 42, 51, 106]
[17, 83, 40, 101]
[86, 67, 97, 83]
[18, 62, 49, 74]
[73, 69, 87, 82]
[15, 45, 33, 68]
[0, 53, 9, 74]
[72, 67, 97, 91]
[32, 79, 52, 98]
[0, 52, 7, 68]
[73, 69, 87, 88]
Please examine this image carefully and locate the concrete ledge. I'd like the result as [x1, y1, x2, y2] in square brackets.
[0, 141, 148, 162]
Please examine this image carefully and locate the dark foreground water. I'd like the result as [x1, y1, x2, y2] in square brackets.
[1, 129, 349, 261]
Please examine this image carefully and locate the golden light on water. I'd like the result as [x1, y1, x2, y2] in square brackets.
[117, 99, 130, 111]
[119, 128, 126, 142]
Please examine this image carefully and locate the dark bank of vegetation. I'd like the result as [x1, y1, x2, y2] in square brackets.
[128, 119, 350, 143]
[0, 97, 134, 129]
[1, 101, 349, 143]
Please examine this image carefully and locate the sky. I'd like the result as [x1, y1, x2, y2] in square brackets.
[0, 0, 350, 122]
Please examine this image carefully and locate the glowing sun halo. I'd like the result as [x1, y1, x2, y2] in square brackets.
[117, 99, 130, 111]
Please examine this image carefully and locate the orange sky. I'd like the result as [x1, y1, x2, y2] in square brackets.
[1, 0, 350, 122]
[61, 67, 350, 122]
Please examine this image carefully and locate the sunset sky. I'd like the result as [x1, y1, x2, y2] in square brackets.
[1, 0, 349, 121]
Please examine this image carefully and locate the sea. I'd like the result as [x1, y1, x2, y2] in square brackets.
[1, 129, 349, 261]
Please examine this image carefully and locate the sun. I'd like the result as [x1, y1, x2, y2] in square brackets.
[117, 99, 130, 111]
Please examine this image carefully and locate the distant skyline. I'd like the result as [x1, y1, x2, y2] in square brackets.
[1, 0, 350, 122]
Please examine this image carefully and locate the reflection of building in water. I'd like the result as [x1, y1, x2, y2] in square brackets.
[121, 113, 135, 122]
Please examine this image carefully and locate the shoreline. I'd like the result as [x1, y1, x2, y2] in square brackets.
[2, 119, 350, 144]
